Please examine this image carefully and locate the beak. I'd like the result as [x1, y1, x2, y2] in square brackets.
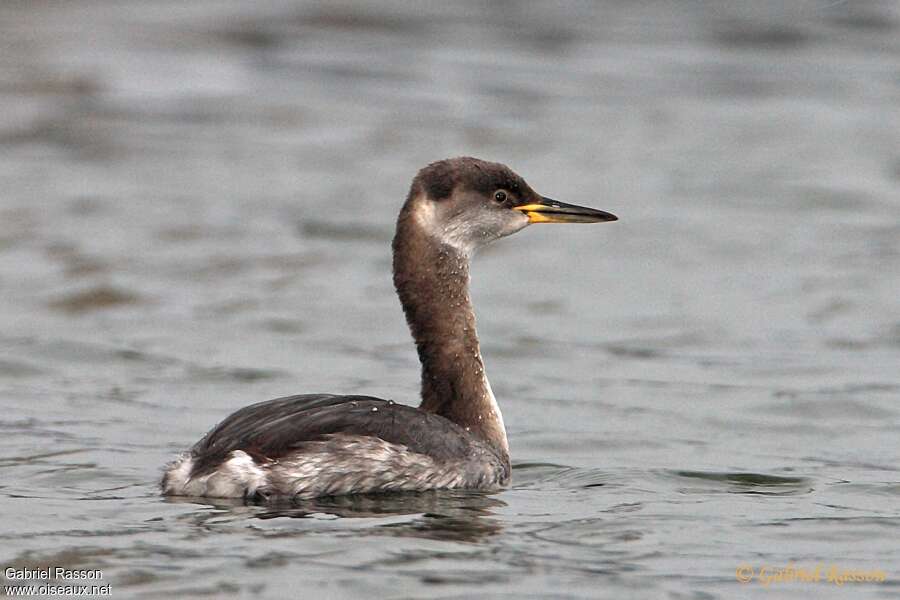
[513, 197, 618, 224]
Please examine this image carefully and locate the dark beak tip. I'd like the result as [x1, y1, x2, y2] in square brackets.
[586, 208, 618, 223]
[531, 197, 617, 223]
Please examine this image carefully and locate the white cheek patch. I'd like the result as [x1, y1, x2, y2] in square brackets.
[412, 197, 530, 255]
[441, 217, 482, 255]
[413, 200, 473, 254]
[498, 210, 531, 238]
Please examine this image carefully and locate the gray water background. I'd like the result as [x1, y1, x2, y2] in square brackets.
[1, 1, 899, 598]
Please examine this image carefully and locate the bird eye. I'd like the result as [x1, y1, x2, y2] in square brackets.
[494, 190, 507, 203]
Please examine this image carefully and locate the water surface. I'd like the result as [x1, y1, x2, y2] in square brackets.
[1, 1, 899, 598]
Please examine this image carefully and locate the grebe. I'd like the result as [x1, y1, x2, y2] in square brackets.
[161, 157, 616, 500]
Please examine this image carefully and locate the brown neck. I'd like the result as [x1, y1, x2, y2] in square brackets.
[392, 198, 509, 460]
